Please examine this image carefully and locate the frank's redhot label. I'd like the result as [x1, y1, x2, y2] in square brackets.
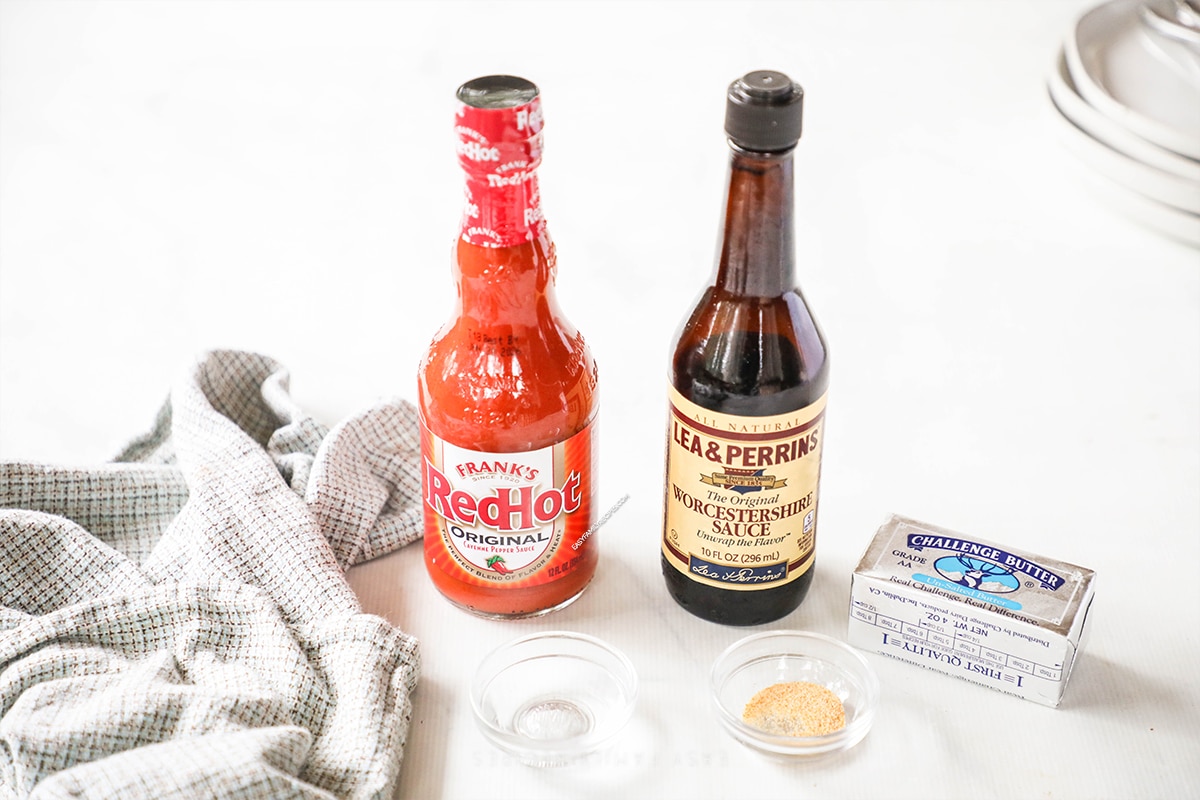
[421, 420, 595, 587]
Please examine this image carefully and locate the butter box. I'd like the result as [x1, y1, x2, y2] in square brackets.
[848, 514, 1096, 707]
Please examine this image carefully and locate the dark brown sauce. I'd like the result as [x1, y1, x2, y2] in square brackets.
[663, 291, 828, 625]
[661, 125, 829, 626]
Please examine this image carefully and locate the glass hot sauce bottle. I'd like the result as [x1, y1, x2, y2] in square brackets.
[418, 75, 599, 618]
[661, 70, 830, 626]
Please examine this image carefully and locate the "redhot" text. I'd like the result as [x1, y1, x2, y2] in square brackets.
[424, 460, 581, 532]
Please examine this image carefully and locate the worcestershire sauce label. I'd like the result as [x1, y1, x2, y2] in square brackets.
[662, 387, 826, 591]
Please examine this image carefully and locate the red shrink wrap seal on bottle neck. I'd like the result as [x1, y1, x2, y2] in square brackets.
[454, 77, 545, 247]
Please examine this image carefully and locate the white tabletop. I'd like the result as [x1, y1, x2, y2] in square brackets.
[2, 2, 1198, 798]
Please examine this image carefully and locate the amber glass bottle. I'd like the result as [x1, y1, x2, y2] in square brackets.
[419, 75, 599, 618]
[661, 70, 829, 626]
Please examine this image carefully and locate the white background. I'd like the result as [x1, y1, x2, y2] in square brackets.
[2, 1, 1198, 798]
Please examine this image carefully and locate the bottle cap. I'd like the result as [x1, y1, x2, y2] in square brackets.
[455, 75, 544, 174]
[724, 70, 804, 152]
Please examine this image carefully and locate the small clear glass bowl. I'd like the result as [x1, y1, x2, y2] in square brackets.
[710, 630, 879, 758]
[470, 631, 638, 767]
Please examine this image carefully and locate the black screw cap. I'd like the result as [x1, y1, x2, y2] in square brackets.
[725, 70, 804, 152]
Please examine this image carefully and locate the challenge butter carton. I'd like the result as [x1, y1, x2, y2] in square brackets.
[848, 514, 1096, 707]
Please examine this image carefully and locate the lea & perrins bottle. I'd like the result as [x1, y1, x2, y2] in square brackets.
[418, 75, 599, 618]
[661, 70, 830, 626]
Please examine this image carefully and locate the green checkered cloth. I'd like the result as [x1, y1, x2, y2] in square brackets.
[0, 351, 423, 799]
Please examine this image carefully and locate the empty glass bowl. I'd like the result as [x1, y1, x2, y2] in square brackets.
[470, 631, 638, 766]
[710, 630, 879, 758]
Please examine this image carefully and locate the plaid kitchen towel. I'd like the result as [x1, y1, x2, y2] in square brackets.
[0, 350, 423, 799]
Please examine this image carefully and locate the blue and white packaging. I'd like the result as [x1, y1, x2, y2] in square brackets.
[848, 514, 1096, 707]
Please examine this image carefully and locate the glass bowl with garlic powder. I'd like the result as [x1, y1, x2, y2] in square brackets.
[710, 630, 879, 757]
